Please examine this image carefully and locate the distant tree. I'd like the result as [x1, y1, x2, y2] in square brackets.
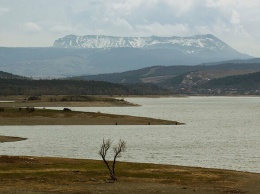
[99, 139, 126, 181]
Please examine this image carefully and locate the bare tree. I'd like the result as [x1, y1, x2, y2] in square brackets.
[99, 139, 126, 181]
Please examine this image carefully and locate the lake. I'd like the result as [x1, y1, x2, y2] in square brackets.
[0, 96, 259, 173]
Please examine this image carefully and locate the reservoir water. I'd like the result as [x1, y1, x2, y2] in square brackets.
[0, 96, 259, 173]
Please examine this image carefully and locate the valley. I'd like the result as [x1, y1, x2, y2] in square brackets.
[1, 1, 260, 193]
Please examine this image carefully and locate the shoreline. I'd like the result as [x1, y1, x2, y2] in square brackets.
[0, 107, 183, 125]
[0, 100, 139, 108]
[0, 155, 259, 193]
[0, 95, 139, 108]
[0, 135, 27, 143]
[1, 135, 259, 193]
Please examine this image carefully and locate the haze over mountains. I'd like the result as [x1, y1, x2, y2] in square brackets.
[0, 34, 251, 78]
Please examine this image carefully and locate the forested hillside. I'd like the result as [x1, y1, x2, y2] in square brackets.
[76, 61, 260, 86]
[75, 65, 200, 83]
[201, 71, 260, 90]
[0, 70, 26, 79]
[0, 79, 169, 96]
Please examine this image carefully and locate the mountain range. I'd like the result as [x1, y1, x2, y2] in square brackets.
[0, 34, 251, 78]
[54, 34, 235, 51]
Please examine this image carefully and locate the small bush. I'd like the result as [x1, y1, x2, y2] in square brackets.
[27, 96, 40, 101]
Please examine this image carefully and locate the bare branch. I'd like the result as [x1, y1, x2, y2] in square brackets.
[99, 138, 126, 181]
[99, 138, 113, 179]
[113, 139, 126, 157]
[112, 140, 126, 179]
[99, 139, 111, 158]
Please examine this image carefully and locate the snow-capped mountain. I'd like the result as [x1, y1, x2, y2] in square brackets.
[53, 34, 231, 53]
[0, 35, 250, 78]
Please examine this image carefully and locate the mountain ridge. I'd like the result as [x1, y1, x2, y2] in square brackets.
[53, 34, 237, 54]
[0, 34, 251, 78]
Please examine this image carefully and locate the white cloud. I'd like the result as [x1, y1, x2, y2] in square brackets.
[1, 0, 260, 56]
[213, 20, 230, 34]
[0, 7, 10, 15]
[50, 25, 73, 34]
[230, 10, 240, 25]
[234, 25, 251, 39]
[135, 23, 189, 37]
[205, 0, 236, 8]
[24, 22, 42, 32]
[195, 26, 212, 35]
[163, 0, 194, 16]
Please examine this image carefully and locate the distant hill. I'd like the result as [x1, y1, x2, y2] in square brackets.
[201, 58, 260, 66]
[184, 71, 260, 95]
[75, 65, 201, 83]
[0, 70, 26, 79]
[201, 71, 260, 90]
[0, 79, 169, 96]
[0, 34, 250, 78]
[76, 60, 260, 86]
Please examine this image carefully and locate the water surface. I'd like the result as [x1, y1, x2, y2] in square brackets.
[0, 96, 259, 173]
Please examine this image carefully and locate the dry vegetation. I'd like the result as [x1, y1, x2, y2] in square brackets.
[0, 156, 259, 194]
[0, 95, 183, 125]
[0, 107, 182, 125]
[0, 136, 27, 143]
[0, 95, 137, 107]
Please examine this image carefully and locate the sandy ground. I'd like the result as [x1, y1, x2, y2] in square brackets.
[0, 156, 259, 194]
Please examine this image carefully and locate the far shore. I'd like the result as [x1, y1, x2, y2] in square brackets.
[0, 95, 138, 107]
[0, 155, 259, 194]
[0, 135, 27, 143]
[0, 107, 182, 125]
[0, 95, 183, 125]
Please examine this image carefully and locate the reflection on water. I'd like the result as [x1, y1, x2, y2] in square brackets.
[0, 96, 259, 173]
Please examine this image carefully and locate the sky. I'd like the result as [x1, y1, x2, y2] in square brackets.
[0, 0, 260, 57]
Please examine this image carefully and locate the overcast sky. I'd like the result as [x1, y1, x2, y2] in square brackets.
[0, 0, 260, 56]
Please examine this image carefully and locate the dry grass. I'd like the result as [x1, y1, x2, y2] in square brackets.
[0, 107, 182, 125]
[0, 136, 27, 143]
[0, 156, 259, 193]
[0, 95, 138, 107]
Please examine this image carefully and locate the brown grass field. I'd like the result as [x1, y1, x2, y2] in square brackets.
[0, 107, 182, 125]
[0, 155, 259, 194]
[0, 95, 137, 107]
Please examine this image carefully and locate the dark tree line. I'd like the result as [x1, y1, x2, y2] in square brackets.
[0, 79, 171, 96]
[201, 71, 260, 90]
